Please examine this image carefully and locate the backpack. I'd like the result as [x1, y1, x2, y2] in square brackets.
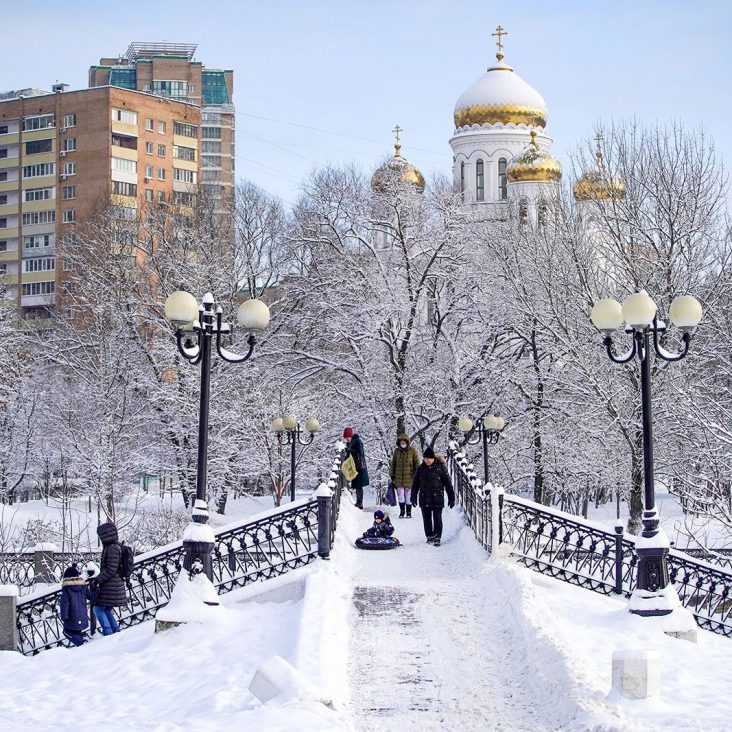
[117, 542, 135, 579]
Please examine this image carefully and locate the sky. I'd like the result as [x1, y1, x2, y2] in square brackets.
[1, 0, 731, 207]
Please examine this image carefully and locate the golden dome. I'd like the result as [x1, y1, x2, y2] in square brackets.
[371, 141, 425, 194]
[506, 131, 562, 183]
[574, 140, 625, 201]
[454, 27, 547, 130]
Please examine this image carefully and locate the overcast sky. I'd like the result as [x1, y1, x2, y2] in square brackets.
[2, 0, 730, 206]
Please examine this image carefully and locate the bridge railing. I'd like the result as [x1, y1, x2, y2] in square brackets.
[447, 446, 732, 638]
[15, 445, 346, 655]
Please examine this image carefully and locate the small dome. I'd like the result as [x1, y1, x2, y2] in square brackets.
[574, 143, 625, 201]
[506, 131, 562, 183]
[371, 143, 425, 194]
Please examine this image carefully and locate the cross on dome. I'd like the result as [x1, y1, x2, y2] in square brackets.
[594, 132, 604, 165]
[393, 123, 403, 156]
[492, 25, 508, 61]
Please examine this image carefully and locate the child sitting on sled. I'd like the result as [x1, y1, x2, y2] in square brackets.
[362, 509, 395, 538]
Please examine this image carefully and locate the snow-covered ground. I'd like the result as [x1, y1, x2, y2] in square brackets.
[1, 488, 731, 731]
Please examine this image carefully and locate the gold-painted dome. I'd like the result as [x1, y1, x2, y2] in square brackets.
[506, 131, 562, 183]
[574, 139, 625, 201]
[371, 137, 425, 194]
[454, 26, 547, 130]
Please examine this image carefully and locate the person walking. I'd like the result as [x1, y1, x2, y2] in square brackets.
[59, 563, 91, 647]
[343, 427, 369, 509]
[411, 446, 455, 547]
[91, 522, 128, 635]
[390, 433, 420, 518]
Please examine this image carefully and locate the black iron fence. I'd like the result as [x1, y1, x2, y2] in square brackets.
[15, 448, 345, 655]
[447, 446, 732, 639]
[1, 551, 101, 594]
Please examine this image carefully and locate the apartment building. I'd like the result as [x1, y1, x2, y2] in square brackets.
[0, 85, 200, 318]
[89, 42, 234, 190]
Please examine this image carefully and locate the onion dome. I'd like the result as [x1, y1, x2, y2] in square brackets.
[371, 127, 425, 193]
[454, 26, 547, 130]
[574, 137, 625, 201]
[506, 130, 562, 183]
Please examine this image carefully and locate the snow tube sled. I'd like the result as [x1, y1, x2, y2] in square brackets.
[355, 536, 401, 550]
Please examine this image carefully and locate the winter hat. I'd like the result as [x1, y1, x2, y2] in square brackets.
[423, 446, 436, 459]
[83, 561, 100, 579]
[374, 509, 385, 520]
[343, 427, 354, 439]
[63, 564, 80, 579]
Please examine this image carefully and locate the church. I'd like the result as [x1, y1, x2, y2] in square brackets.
[371, 26, 624, 227]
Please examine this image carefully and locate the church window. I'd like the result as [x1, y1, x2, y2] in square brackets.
[519, 199, 529, 225]
[460, 162, 465, 201]
[476, 159, 484, 202]
[498, 158, 507, 200]
[538, 200, 548, 228]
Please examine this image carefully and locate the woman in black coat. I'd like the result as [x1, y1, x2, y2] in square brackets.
[411, 447, 455, 547]
[343, 427, 369, 509]
[93, 522, 127, 635]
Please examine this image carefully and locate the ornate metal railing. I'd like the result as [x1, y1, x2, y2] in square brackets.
[1, 552, 101, 594]
[447, 447, 732, 639]
[16, 449, 345, 655]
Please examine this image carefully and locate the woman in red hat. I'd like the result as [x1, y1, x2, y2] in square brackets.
[343, 427, 369, 509]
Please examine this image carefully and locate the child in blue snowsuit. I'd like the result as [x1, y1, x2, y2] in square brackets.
[362, 509, 395, 538]
[60, 564, 91, 646]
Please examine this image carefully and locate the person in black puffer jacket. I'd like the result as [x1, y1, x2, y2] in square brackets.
[60, 564, 91, 646]
[411, 446, 455, 547]
[93, 522, 127, 635]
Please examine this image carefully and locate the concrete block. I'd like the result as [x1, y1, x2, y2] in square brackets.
[0, 585, 19, 652]
[249, 655, 333, 708]
[611, 648, 660, 700]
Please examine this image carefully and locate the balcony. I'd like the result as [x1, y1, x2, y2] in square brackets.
[21, 293, 55, 307]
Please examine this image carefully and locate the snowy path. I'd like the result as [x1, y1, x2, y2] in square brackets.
[340, 499, 564, 732]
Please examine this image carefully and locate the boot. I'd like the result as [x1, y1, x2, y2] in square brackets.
[405, 503, 412, 518]
[398, 503, 405, 518]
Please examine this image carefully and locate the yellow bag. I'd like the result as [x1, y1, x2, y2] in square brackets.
[341, 455, 358, 482]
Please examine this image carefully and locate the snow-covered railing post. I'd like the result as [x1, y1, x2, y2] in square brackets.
[315, 484, 333, 560]
[614, 522, 625, 595]
[491, 485, 504, 555]
[34, 543, 59, 586]
[0, 585, 19, 652]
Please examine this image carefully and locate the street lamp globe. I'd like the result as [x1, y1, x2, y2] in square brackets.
[271, 417, 285, 433]
[669, 295, 703, 330]
[590, 298, 623, 332]
[165, 291, 199, 326]
[305, 417, 321, 433]
[622, 291, 657, 328]
[237, 299, 271, 331]
[495, 416, 506, 431]
[458, 417, 474, 433]
[282, 414, 298, 431]
[483, 414, 499, 430]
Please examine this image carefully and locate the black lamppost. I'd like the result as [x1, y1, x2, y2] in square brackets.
[457, 414, 506, 484]
[591, 290, 703, 616]
[164, 290, 270, 581]
[272, 415, 320, 502]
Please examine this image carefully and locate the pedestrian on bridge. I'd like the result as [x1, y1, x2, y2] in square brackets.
[91, 522, 128, 636]
[390, 433, 420, 519]
[343, 427, 369, 509]
[411, 446, 455, 547]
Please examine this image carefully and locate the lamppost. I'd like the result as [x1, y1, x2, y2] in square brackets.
[457, 414, 506, 484]
[271, 415, 320, 502]
[591, 290, 702, 616]
[164, 290, 270, 581]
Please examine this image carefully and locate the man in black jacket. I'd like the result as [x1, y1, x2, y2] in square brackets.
[411, 446, 455, 546]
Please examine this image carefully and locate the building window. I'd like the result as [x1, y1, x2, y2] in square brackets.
[145, 189, 153, 202]
[519, 199, 529, 225]
[22, 281, 55, 296]
[158, 144, 166, 157]
[460, 162, 465, 200]
[201, 170, 220, 182]
[145, 165, 153, 179]
[62, 138, 76, 152]
[201, 112, 221, 125]
[0, 149, 7, 159]
[22, 210, 56, 225]
[537, 200, 548, 228]
[62, 114, 76, 128]
[201, 127, 221, 140]
[174, 191, 194, 206]
[153, 80, 188, 99]
[111, 157, 136, 173]
[158, 121, 166, 134]
[62, 162, 76, 176]
[201, 141, 221, 154]
[202, 155, 221, 168]
[23, 257, 55, 273]
[0, 125, 8, 134]
[498, 158, 508, 200]
[0, 172, 6, 181]
[157, 168, 166, 180]
[112, 108, 138, 125]
[23, 161, 55, 179]
[173, 145, 196, 161]
[24, 234, 53, 249]
[112, 134, 136, 150]
[158, 190, 166, 202]
[145, 118, 154, 131]
[25, 139, 53, 155]
[0, 195, 6, 205]
[476, 159, 484, 202]
[62, 209, 76, 223]
[23, 114, 55, 131]
[0, 241, 6, 252]
[173, 122, 197, 138]
[174, 168, 196, 184]
[0, 218, 6, 228]
[24, 187, 54, 202]
[146, 141, 154, 154]
[112, 181, 137, 197]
